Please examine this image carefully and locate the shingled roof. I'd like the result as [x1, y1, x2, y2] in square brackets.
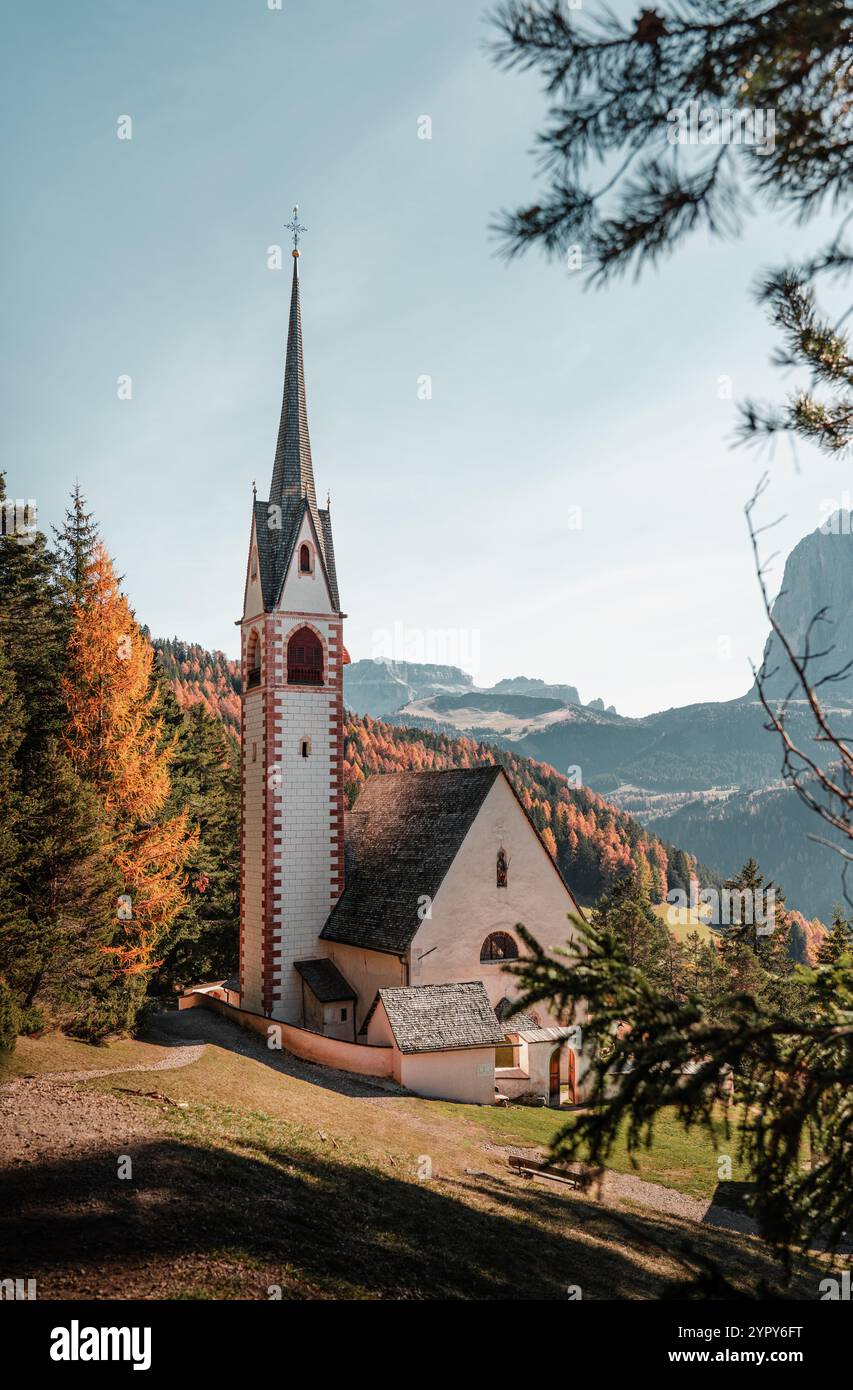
[495, 996, 539, 1031]
[320, 766, 503, 954]
[369, 982, 506, 1053]
[294, 958, 356, 1003]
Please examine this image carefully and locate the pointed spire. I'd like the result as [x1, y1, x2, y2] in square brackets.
[269, 250, 317, 514]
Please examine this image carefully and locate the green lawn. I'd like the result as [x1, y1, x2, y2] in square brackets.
[652, 901, 717, 944]
[425, 1099, 748, 1201]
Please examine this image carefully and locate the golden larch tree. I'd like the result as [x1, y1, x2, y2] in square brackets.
[64, 544, 198, 975]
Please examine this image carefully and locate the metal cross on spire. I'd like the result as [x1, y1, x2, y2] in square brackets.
[285, 204, 307, 253]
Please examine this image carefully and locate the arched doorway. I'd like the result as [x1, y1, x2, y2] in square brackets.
[549, 1047, 561, 1106]
[567, 1047, 577, 1104]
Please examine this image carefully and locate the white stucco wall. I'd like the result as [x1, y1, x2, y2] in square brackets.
[321, 1000, 354, 1041]
[366, 1001, 496, 1104]
[498, 1038, 576, 1098]
[326, 943, 406, 1033]
[409, 775, 584, 1028]
[242, 515, 265, 623]
[278, 512, 333, 614]
[400, 1049, 496, 1104]
[270, 653, 339, 1022]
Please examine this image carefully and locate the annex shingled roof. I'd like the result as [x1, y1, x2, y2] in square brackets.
[370, 981, 506, 1053]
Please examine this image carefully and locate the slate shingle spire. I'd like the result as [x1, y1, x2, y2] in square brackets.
[269, 249, 317, 515]
[253, 210, 340, 614]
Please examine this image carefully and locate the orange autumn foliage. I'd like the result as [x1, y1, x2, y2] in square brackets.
[64, 544, 198, 976]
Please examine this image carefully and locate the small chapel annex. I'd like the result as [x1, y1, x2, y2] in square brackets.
[187, 226, 587, 1107]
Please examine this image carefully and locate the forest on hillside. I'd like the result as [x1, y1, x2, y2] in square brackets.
[342, 713, 713, 904]
[0, 482, 832, 1053]
[0, 484, 240, 1041]
[155, 631, 718, 905]
[153, 637, 241, 736]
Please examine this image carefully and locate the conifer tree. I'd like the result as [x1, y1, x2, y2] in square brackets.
[156, 701, 240, 989]
[0, 510, 121, 1033]
[817, 904, 853, 966]
[512, 911, 853, 1268]
[52, 482, 99, 604]
[0, 638, 25, 953]
[720, 858, 780, 957]
[592, 872, 672, 988]
[0, 472, 68, 760]
[6, 742, 118, 1026]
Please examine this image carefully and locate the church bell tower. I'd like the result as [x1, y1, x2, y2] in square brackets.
[239, 211, 346, 1021]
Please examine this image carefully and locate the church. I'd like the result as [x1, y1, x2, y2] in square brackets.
[224, 225, 586, 1107]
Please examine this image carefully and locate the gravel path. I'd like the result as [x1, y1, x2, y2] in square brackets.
[0, 1042, 208, 1091]
[482, 1140, 760, 1237]
[151, 1006, 407, 1098]
[482, 1140, 853, 1250]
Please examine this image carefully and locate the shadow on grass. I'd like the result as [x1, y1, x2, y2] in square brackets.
[0, 1128, 815, 1300]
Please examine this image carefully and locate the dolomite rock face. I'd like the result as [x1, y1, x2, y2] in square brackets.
[758, 510, 853, 706]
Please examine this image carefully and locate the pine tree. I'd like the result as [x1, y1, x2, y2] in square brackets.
[721, 858, 782, 958]
[592, 873, 672, 988]
[155, 701, 240, 990]
[3, 741, 118, 1028]
[0, 472, 68, 761]
[52, 482, 99, 605]
[512, 908, 853, 1267]
[0, 977, 19, 1052]
[0, 638, 25, 971]
[817, 904, 853, 966]
[0, 512, 123, 1033]
[63, 544, 198, 982]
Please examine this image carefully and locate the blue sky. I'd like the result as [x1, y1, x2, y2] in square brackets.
[3, 0, 847, 715]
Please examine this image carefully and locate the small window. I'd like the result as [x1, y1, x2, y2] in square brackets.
[251, 552, 258, 580]
[496, 847, 508, 888]
[300, 738, 311, 759]
[340, 1007, 348, 1022]
[299, 543, 311, 573]
[480, 932, 518, 963]
[252, 741, 257, 763]
[247, 630, 261, 688]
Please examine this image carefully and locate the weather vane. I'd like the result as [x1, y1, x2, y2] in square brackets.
[285, 204, 307, 254]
